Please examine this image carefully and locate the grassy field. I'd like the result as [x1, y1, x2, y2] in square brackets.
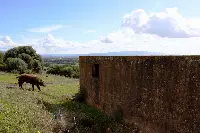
[0, 72, 135, 133]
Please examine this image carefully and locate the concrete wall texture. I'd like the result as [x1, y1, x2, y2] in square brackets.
[79, 56, 200, 133]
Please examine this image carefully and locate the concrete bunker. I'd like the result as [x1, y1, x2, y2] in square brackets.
[79, 56, 200, 133]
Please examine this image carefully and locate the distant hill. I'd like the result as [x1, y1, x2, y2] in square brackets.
[41, 51, 165, 58]
[87, 51, 165, 56]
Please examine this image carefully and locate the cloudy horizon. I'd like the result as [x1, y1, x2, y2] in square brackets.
[1, 1, 200, 55]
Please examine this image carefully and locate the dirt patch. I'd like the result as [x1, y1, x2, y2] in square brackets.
[5, 83, 37, 91]
[51, 109, 76, 133]
[49, 108, 139, 133]
[45, 82, 54, 85]
[0, 72, 6, 75]
[5, 83, 18, 89]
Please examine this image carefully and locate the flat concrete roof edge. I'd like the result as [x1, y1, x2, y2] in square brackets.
[79, 55, 200, 57]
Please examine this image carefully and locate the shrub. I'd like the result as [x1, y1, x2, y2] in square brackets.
[46, 65, 61, 75]
[71, 65, 79, 78]
[46, 65, 79, 78]
[0, 63, 7, 71]
[5, 58, 28, 73]
[32, 59, 42, 73]
[24, 69, 32, 74]
[71, 71, 79, 79]
[0, 51, 4, 64]
[60, 67, 73, 77]
[10, 70, 20, 74]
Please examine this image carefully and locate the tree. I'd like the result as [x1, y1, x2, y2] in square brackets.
[3, 48, 18, 62]
[17, 46, 36, 56]
[18, 53, 34, 69]
[3, 46, 44, 73]
[32, 59, 42, 73]
[4, 46, 37, 61]
[5, 58, 28, 73]
[0, 51, 4, 64]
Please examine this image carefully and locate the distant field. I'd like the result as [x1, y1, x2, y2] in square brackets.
[43, 57, 79, 66]
[0, 72, 134, 133]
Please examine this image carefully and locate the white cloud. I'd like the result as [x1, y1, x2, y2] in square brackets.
[122, 7, 200, 38]
[0, 36, 14, 44]
[2, 7, 200, 55]
[0, 36, 16, 47]
[99, 28, 200, 55]
[27, 24, 69, 33]
[100, 37, 113, 43]
[0, 36, 19, 51]
[24, 34, 89, 54]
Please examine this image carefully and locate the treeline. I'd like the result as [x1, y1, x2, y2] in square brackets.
[0, 46, 43, 74]
[44, 57, 78, 66]
[0, 46, 80, 79]
[46, 64, 79, 78]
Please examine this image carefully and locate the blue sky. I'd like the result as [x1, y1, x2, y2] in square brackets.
[1, 0, 200, 54]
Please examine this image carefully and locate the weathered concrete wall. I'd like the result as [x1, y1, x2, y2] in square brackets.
[79, 56, 200, 133]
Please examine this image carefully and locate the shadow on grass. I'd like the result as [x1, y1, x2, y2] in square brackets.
[40, 99, 115, 133]
[40, 100, 138, 133]
[5, 83, 32, 91]
[5, 83, 40, 92]
[36, 91, 138, 133]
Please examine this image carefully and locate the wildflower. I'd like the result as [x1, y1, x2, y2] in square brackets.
[53, 113, 57, 119]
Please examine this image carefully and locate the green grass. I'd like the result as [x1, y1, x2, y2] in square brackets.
[0, 73, 17, 83]
[0, 72, 134, 133]
[0, 73, 80, 133]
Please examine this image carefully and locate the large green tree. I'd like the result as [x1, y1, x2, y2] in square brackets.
[4, 46, 43, 73]
[18, 53, 34, 69]
[0, 51, 4, 64]
[0, 51, 6, 71]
